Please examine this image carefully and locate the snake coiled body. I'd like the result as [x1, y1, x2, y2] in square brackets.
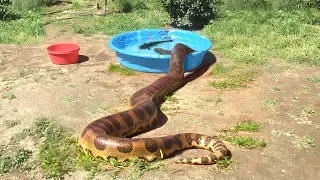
[79, 43, 228, 165]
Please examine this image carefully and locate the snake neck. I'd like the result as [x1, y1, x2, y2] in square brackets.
[167, 43, 195, 80]
[129, 43, 195, 107]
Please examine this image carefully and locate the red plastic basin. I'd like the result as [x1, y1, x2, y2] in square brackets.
[47, 43, 80, 65]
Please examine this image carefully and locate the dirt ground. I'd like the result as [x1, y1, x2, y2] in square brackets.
[0, 26, 319, 180]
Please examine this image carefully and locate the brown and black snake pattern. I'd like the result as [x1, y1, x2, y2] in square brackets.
[79, 43, 228, 165]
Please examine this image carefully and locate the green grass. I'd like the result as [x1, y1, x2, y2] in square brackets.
[306, 76, 320, 85]
[218, 111, 224, 116]
[264, 98, 279, 106]
[295, 136, 316, 148]
[33, 117, 101, 178]
[98, 103, 111, 111]
[209, 80, 244, 89]
[226, 136, 267, 149]
[220, 0, 320, 11]
[165, 96, 178, 102]
[62, 0, 169, 36]
[266, 64, 294, 73]
[0, 148, 32, 173]
[108, 64, 138, 76]
[0, 60, 7, 65]
[210, 64, 259, 89]
[234, 120, 260, 132]
[215, 97, 223, 104]
[204, 10, 320, 66]
[164, 93, 178, 103]
[0, 11, 45, 44]
[273, 86, 281, 91]
[301, 106, 316, 115]
[19, 70, 26, 77]
[211, 156, 237, 172]
[4, 120, 20, 128]
[68, 84, 76, 88]
[1, 92, 16, 100]
[209, 72, 254, 89]
[6, 117, 164, 179]
[127, 159, 164, 180]
[212, 63, 234, 75]
[59, 96, 75, 103]
[71, 1, 85, 10]
[10, 128, 32, 144]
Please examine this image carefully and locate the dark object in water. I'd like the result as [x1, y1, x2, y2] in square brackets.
[154, 48, 172, 55]
[139, 39, 173, 50]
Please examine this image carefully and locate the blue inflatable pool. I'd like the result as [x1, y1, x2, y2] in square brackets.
[108, 29, 212, 73]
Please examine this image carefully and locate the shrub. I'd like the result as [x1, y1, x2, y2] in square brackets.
[159, 0, 219, 29]
[0, 0, 11, 20]
[112, 0, 132, 12]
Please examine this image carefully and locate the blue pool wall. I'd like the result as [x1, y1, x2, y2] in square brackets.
[108, 29, 212, 73]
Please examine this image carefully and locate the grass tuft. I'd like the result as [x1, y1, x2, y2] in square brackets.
[209, 80, 244, 89]
[210, 66, 259, 89]
[218, 111, 224, 116]
[164, 92, 178, 103]
[295, 136, 316, 148]
[234, 120, 260, 132]
[1, 92, 16, 100]
[264, 98, 279, 106]
[126, 159, 164, 180]
[215, 97, 223, 104]
[4, 120, 20, 128]
[109, 64, 138, 76]
[59, 96, 75, 104]
[0, 60, 7, 65]
[212, 63, 233, 75]
[99, 103, 111, 111]
[226, 136, 266, 149]
[0, 148, 32, 173]
[306, 76, 320, 85]
[272, 86, 281, 91]
[301, 106, 316, 115]
[10, 129, 32, 144]
[211, 156, 237, 172]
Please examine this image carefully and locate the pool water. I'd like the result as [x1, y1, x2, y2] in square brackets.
[123, 40, 203, 57]
[123, 41, 175, 56]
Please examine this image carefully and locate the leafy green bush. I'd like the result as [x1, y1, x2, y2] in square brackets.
[159, 0, 219, 28]
[0, 0, 11, 20]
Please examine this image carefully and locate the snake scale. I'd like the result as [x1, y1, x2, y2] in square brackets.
[79, 43, 228, 165]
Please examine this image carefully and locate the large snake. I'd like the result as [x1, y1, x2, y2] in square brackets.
[79, 43, 228, 165]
